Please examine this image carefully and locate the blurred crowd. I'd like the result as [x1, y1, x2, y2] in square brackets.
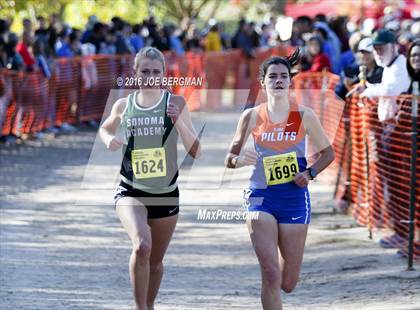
[0, 7, 419, 109]
[0, 14, 283, 76]
[0, 7, 419, 90]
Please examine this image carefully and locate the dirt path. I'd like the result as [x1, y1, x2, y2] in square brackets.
[1, 112, 419, 310]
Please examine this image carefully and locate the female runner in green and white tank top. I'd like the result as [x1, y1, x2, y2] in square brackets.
[99, 47, 201, 310]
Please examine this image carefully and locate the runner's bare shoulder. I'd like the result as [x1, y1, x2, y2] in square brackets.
[236, 106, 258, 135]
[113, 97, 128, 118]
[245, 106, 259, 127]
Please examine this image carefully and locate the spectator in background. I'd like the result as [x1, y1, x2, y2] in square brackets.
[33, 39, 51, 79]
[260, 24, 271, 47]
[406, 39, 420, 94]
[99, 28, 117, 54]
[357, 29, 410, 117]
[248, 22, 260, 48]
[302, 35, 331, 72]
[232, 19, 254, 58]
[144, 16, 163, 49]
[46, 14, 60, 57]
[312, 25, 333, 61]
[80, 43, 99, 128]
[114, 21, 135, 55]
[0, 19, 9, 68]
[4, 33, 24, 71]
[314, 13, 327, 23]
[54, 28, 68, 55]
[231, 18, 244, 49]
[314, 21, 342, 74]
[130, 23, 145, 53]
[291, 15, 313, 47]
[356, 38, 384, 84]
[155, 25, 170, 52]
[340, 31, 363, 74]
[81, 43, 98, 89]
[85, 22, 105, 54]
[16, 31, 35, 71]
[185, 26, 204, 52]
[70, 29, 82, 55]
[34, 16, 49, 44]
[81, 15, 98, 44]
[167, 24, 185, 55]
[22, 18, 32, 34]
[342, 38, 383, 96]
[31, 38, 53, 139]
[410, 21, 420, 39]
[330, 16, 350, 53]
[204, 23, 222, 52]
[218, 22, 230, 49]
[56, 30, 81, 57]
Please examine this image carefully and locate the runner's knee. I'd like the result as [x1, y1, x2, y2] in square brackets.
[149, 262, 164, 275]
[281, 268, 299, 293]
[260, 263, 281, 288]
[281, 280, 297, 293]
[132, 236, 152, 261]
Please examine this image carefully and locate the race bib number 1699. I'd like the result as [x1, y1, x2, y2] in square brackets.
[263, 151, 299, 185]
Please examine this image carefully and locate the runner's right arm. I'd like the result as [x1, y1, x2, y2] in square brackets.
[99, 98, 126, 151]
[225, 108, 257, 168]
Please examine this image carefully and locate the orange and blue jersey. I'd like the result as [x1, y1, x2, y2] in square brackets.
[244, 102, 311, 224]
[250, 102, 308, 189]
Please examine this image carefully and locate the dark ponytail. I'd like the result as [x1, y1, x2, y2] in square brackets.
[258, 48, 300, 81]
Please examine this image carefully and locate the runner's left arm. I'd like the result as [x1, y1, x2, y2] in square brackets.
[168, 95, 202, 158]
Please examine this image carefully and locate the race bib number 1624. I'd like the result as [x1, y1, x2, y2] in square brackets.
[131, 147, 166, 179]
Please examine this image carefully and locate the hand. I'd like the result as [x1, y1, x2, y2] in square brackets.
[236, 150, 258, 167]
[106, 136, 123, 151]
[346, 82, 365, 98]
[395, 109, 404, 125]
[167, 102, 180, 123]
[294, 170, 311, 188]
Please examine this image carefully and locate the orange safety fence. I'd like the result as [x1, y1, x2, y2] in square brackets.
[291, 71, 343, 186]
[334, 94, 420, 260]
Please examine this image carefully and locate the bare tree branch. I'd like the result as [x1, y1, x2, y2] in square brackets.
[205, 0, 222, 22]
[187, 0, 194, 16]
[175, 0, 186, 17]
[151, 0, 182, 20]
[151, 0, 216, 24]
[165, 0, 180, 16]
[191, 0, 212, 18]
